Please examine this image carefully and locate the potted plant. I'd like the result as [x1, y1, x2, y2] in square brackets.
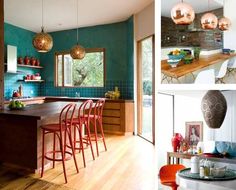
[193, 47, 201, 60]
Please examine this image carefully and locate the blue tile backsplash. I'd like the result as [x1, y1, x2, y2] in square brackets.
[4, 67, 41, 98]
[40, 80, 133, 99]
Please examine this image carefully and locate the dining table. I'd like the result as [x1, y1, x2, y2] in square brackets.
[161, 53, 236, 83]
[176, 172, 236, 190]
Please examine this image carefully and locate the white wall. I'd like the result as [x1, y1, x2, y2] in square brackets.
[224, 0, 236, 50]
[174, 91, 236, 142]
[134, 2, 154, 41]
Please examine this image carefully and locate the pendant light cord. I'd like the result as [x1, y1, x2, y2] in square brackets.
[76, 0, 79, 45]
[208, 0, 210, 11]
[41, 0, 44, 31]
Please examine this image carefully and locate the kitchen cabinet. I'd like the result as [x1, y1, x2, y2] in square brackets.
[102, 101, 134, 135]
[44, 97, 134, 135]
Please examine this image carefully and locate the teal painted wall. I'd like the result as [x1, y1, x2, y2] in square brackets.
[41, 17, 134, 99]
[4, 23, 41, 98]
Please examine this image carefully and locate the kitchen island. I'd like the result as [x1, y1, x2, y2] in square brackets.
[0, 101, 79, 172]
[0, 99, 134, 171]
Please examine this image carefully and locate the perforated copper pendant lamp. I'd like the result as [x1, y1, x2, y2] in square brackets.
[33, 27, 53, 52]
[70, 0, 85, 60]
[201, 0, 218, 30]
[70, 44, 85, 59]
[218, 17, 231, 31]
[33, 0, 53, 52]
[171, 0, 195, 25]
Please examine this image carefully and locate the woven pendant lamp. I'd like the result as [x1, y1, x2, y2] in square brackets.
[201, 90, 227, 129]
[32, 0, 53, 52]
[70, 0, 85, 60]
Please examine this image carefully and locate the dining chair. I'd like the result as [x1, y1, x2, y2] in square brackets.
[40, 103, 79, 183]
[227, 57, 236, 75]
[194, 69, 215, 84]
[215, 59, 229, 83]
[159, 164, 185, 190]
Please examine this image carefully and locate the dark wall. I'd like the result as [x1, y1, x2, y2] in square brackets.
[161, 8, 223, 50]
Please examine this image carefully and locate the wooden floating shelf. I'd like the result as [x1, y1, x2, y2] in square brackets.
[17, 80, 44, 83]
[17, 64, 43, 69]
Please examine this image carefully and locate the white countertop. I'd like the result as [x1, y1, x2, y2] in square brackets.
[176, 173, 236, 190]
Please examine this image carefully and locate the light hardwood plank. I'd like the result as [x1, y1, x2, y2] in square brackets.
[0, 135, 156, 190]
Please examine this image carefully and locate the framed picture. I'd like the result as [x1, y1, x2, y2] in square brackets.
[185, 121, 203, 146]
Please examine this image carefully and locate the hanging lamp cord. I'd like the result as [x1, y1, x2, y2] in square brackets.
[41, 0, 44, 32]
[208, 0, 210, 12]
[76, 0, 79, 45]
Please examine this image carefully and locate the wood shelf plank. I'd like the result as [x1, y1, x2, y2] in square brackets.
[17, 64, 43, 69]
[17, 80, 44, 83]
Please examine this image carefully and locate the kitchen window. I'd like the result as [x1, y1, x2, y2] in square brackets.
[55, 48, 105, 87]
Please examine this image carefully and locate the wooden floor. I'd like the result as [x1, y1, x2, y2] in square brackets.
[0, 135, 156, 190]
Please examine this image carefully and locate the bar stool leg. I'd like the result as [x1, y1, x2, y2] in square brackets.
[67, 128, 79, 173]
[41, 129, 45, 178]
[86, 122, 95, 160]
[59, 131, 67, 183]
[78, 124, 86, 168]
[93, 119, 99, 156]
[99, 119, 107, 151]
[53, 133, 56, 168]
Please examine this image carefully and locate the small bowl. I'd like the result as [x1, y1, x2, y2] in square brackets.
[35, 76, 41, 80]
[183, 57, 193, 64]
[211, 167, 226, 178]
[168, 54, 184, 60]
[167, 59, 181, 68]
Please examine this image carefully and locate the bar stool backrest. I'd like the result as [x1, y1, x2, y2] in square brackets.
[94, 98, 105, 118]
[60, 103, 76, 130]
[78, 100, 93, 122]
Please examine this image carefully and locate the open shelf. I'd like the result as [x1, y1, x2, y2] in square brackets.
[17, 79, 44, 83]
[17, 64, 43, 69]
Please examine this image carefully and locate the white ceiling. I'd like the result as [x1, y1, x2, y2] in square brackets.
[4, 0, 153, 33]
[161, 0, 223, 17]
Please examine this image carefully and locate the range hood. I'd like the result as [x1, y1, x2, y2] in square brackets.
[6, 45, 17, 73]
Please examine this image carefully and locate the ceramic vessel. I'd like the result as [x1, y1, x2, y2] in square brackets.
[201, 90, 227, 129]
[171, 133, 183, 152]
[24, 56, 30, 65]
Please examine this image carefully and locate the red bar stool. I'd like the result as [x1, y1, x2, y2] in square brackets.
[70, 100, 95, 168]
[159, 164, 185, 190]
[40, 103, 79, 183]
[86, 98, 107, 156]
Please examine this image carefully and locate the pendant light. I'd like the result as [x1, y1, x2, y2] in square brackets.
[201, 0, 218, 30]
[171, 0, 195, 25]
[218, 0, 231, 31]
[70, 0, 85, 60]
[201, 90, 227, 129]
[32, 0, 53, 52]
